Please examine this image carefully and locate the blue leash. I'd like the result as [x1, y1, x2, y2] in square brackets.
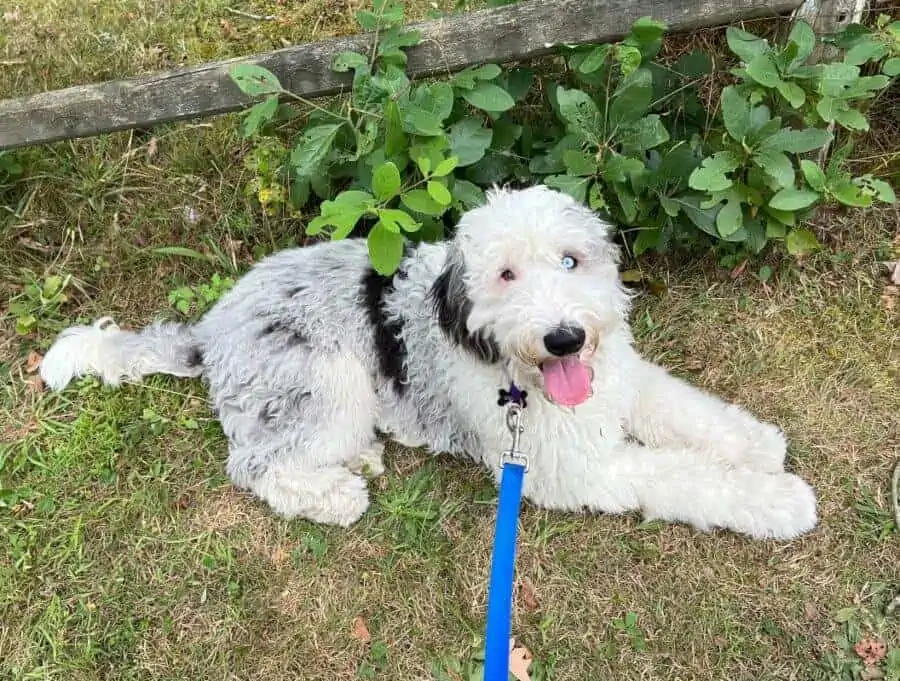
[484, 385, 529, 681]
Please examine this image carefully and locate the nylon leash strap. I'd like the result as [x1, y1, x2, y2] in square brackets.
[483, 390, 528, 681]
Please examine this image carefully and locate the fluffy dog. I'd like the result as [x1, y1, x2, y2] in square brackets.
[40, 185, 817, 539]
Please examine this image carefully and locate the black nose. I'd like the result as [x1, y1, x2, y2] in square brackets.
[543, 325, 586, 357]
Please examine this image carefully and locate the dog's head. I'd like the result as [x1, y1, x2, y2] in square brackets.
[429, 185, 630, 407]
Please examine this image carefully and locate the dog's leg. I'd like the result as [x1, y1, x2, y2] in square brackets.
[523, 444, 817, 540]
[624, 355, 787, 473]
[219, 352, 382, 526]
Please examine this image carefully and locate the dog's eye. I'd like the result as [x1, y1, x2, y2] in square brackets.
[561, 255, 578, 270]
[500, 269, 516, 282]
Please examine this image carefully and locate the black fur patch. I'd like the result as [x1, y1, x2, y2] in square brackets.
[429, 260, 501, 364]
[286, 285, 306, 298]
[361, 262, 409, 395]
[185, 346, 204, 368]
[258, 319, 307, 346]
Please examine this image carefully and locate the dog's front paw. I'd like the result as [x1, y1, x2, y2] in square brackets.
[740, 420, 788, 473]
[727, 471, 817, 540]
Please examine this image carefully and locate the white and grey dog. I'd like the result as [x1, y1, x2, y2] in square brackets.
[40, 185, 817, 540]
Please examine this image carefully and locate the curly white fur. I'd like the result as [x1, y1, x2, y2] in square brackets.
[40, 185, 817, 539]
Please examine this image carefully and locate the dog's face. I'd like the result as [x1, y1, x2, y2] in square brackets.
[430, 185, 630, 407]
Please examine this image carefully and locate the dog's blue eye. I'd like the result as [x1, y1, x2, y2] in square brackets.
[561, 255, 578, 270]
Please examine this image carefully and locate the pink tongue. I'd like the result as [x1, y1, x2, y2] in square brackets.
[541, 356, 592, 407]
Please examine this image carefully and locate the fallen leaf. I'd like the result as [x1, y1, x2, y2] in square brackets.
[269, 545, 289, 565]
[518, 578, 539, 611]
[509, 641, 533, 681]
[853, 638, 887, 666]
[146, 137, 158, 160]
[351, 616, 371, 644]
[882, 261, 900, 286]
[25, 351, 42, 373]
[25, 373, 44, 394]
[803, 602, 818, 621]
[861, 667, 884, 680]
[3, 8, 21, 23]
[730, 259, 749, 279]
[220, 18, 237, 39]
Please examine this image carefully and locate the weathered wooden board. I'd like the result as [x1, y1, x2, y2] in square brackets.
[0, 0, 804, 150]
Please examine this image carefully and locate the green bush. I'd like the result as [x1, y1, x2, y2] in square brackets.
[229, 1, 898, 274]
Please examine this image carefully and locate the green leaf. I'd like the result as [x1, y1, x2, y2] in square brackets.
[588, 183, 607, 211]
[230, 64, 283, 97]
[868, 178, 896, 204]
[617, 45, 644, 78]
[451, 64, 502, 89]
[769, 187, 820, 210]
[746, 53, 782, 87]
[497, 68, 534, 102]
[720, 86, 751, 141]
[609, 69, 653, 128]
[332, 51, 368, 72]
[544, 174, 590, 203]
[290, 123, 344, 176]
[401, 189, 447, 216]
[818, 63, 860, 97]
[377, 208, 421, 233]
[829, 180, 871, 207]
[448, 117, 493, 167]
[716, 193, 744, 237]
[753, 150, 794, 189]
[401, 83, 454, 136]
[759, 127, 832, 153]
[372, 161, 402, 201]
[416, 155, 432, 177]
[367, 222, 405, 275]
[843, 39, 886, 66]
[555, 86, 603, 143]
[785, 228, 820, 255]
[241, 95, 279, 138]
[800, 160, 827, 192]
[785, 21, 816, 69]
[578, 45, 610, 74]
[617, 114, 670, 152]
[764, 206, 795, 226]
[384, 100, 406, 157]
[834, 107, 868, 131]
[883, 57, 900, 77]
[726, 27, 770, 64]
[816, 95, 840, 123]
[451, 179, 485, 209]
[674, 194, 719, 236]
[775, 80, 805, 108]
[688, 151, 740, 192]
[462, 82, 515, 112]
[563, 150, 598, 177]
[432, 156, 459, 177]
[427, 180, 452, 206]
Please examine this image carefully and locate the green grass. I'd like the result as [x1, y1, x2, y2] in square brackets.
[2, 1, 899, 680]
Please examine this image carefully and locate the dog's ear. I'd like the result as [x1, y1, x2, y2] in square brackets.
[429, 250, 501, 364]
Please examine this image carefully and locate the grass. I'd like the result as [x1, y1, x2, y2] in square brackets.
[2, 1, 900, 680]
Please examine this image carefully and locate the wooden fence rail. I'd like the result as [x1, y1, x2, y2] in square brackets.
[0, 0, 804, 151]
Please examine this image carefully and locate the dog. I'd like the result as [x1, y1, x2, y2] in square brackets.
[40, 185, 817, 539]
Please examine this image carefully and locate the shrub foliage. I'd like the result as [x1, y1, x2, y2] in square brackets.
[230, 2, 899, 274]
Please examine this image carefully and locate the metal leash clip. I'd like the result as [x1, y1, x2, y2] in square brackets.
[499, 402, 529, 472]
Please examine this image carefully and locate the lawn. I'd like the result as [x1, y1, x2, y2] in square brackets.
[1, 1, 899, 680]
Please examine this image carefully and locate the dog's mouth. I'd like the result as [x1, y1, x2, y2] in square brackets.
[538, 355, 594, 407]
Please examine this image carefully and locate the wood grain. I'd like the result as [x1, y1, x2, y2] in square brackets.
[0, 0, 803, 150]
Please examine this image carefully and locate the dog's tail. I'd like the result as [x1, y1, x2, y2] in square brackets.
[40, 316, 204, 392]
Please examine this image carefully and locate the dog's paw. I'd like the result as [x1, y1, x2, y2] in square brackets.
[725, 471, 817, 540]
[347, 441, 386, 478]
[264, 466, 370, 527]
[739, 420, 788, 473]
